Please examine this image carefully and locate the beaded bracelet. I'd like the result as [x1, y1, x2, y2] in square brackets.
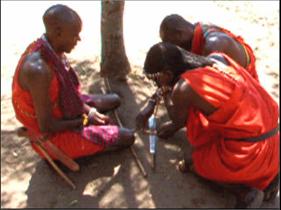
[82, 114, 89, 126]
[148, 98, 156, 106]
[89, 107, 97, 116]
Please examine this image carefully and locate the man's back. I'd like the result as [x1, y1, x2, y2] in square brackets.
[201, 29, 248, 67]
[180, 53, 279, 191]
[191, 22, 258, 80]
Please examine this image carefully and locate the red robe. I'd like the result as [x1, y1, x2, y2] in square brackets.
[191, 22, 259, 81]
[12, 39, 107, 159]
[181, 53, 279, 190]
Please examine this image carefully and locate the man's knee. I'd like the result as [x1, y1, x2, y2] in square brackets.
[103, 93, 121, 109]
[118, 128, 135, 147]
[110, 93, 121, 108]
[94, 93, 121, 112]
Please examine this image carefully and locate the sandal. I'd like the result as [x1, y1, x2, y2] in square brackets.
[235, 188, 264, 208]
[177, 159, 194, 174]
[263, 173, 279, 201]
[16, 126, 29, 137]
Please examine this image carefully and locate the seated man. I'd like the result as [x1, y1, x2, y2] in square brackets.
[137, 42, 279, 208]
[159, 14, 258, 81]
[12, 4, 135, 160]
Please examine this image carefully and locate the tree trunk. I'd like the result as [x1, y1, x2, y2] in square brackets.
[100, 0, 131, 80]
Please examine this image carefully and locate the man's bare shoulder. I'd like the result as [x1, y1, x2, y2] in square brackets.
[204, 31, 247, 67]
[21, 52, 50, 77]
[20, 51, 52, 90]
[173, 77, 217, 114]
[174, 79, 188, 92]
[173, 78, 193, 100]
[204, 32, 232, 52]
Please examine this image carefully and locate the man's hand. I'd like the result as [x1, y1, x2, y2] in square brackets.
[157, 121, 177, 139]
[136, 101, 155, 130]
[88, 108, 110, 125]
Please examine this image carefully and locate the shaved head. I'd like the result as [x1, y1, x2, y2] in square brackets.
[43, 4, 82, 33]
[160, 14, 191, 34]
[160, 14, 194, 50]
[42, 4, 82, 54]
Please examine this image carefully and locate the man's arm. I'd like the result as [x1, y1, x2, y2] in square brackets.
[135, 89, 162, 130]
[159, 78, 217, 139]
[83, 102, 110, 125]
[158, 79, 192, 138]
[166, 80, 192, 128]
[21, 54, 82, 133]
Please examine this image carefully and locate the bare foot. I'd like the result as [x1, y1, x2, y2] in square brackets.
[235, 188, 264, 208]
[263, 173, 279, 201]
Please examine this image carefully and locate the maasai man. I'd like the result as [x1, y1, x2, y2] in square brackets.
[137, 42, 279, 208]
[12, 4, 135, 160]
[160, 14, 258, 81]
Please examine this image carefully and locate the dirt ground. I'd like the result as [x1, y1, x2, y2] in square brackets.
[1, 1, 279, 208]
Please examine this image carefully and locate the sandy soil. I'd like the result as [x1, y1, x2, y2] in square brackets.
[1, 1, 279, 208]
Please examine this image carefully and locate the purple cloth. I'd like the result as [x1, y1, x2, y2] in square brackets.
[38, 38, 84, 119]
[82, 125, 120, 146]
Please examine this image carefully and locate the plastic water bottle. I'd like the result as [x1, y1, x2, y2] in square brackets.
[148, 114, 157, 154]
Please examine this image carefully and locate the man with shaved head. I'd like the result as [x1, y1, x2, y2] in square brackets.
[12, 4, 135, 161]
[159, 14, 258, 81]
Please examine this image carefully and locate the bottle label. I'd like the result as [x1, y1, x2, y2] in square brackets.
[150, 135, 157, 153]
[148, 115, 157, 154]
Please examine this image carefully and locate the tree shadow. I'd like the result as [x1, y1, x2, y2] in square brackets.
[70, 60, 233, 208]
[96, 67, 236, 208]
[1, 130, 40, 208]
[1, 127, 150, 208]
[25, 148, 142, 208]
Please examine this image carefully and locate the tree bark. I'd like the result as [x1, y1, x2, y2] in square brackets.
[100, 0, 131, 80]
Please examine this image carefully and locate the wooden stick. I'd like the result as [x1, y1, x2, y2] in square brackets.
[152, 154, 156, 171]
[18, 127, 80, 172]
[129, 146, 148, 177]
[19, 128, 78, 189]
[34, 141, 76, 189]
[43, 141, 80, 172]
[133, 128, 157, 135]
[103, 77, 148, 178]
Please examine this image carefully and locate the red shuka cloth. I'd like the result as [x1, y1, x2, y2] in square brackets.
[181, 53, 279, 190]
[191, 22, 259, 81]
[12, 38, 113, 159]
